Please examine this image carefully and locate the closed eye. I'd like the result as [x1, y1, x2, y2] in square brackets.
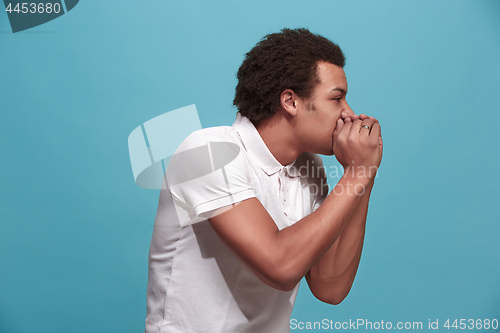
[333, 97, 342, 102]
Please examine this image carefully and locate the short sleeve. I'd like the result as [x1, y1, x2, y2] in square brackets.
[166, 129, 256, 227]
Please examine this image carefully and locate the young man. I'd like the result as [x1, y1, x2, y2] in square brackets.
[145, 28, 383, 333]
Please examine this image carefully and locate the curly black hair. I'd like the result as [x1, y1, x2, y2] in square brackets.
[233, 28, 345, 125]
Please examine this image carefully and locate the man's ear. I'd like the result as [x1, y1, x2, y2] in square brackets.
[280, 89, 299, 117]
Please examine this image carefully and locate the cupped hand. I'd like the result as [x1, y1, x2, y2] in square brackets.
[333, 114, 383, 181]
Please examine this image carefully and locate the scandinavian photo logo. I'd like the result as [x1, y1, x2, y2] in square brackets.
[3, 0, 79, 33]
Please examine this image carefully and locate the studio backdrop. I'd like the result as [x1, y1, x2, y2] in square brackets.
[1, 1, 499, 332]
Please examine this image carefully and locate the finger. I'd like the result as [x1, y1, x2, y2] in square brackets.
[333, 118, 344, 136]
[370, 122, 381, 139]
[359, 114, 369, 120]
[340, 118, 353, 135]
[350, 118, 363, 135]
[350, 114, 360, 121]
[359, 119, 375, 135]
[360, 119, 375, 127]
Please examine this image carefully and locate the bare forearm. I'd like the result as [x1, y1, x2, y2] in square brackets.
[267, 176, 372, 289]
[316, 181, 372, 275]
[305, 181, 373, 303]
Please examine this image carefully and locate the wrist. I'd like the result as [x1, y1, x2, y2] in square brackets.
[341, 165, 377, 183]
[335, 173, 372, 197]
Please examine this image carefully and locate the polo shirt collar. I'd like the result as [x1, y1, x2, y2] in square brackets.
[232, 113, 299, 177]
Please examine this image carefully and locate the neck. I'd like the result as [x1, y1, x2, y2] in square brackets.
[255, 109, 302, 166]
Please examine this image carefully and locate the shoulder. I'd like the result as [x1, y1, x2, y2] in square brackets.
[166, 126, 256, 226]
[174, 126, 240, 152]
[167, 126, 247, 186]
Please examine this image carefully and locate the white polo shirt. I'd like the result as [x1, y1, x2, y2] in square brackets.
[145, 113, 328, 333]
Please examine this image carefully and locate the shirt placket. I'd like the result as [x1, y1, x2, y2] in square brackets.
[278, 168, 291, 219]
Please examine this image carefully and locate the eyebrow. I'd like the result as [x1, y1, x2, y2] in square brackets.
[329, 87, 347, 95]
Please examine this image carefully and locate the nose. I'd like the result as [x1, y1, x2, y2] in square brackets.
[341, 103, 355, 119]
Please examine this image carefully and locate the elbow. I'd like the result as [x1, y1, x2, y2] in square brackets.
[307, 272, 356, 305]
[250, 249, 305, 291]
[310, 284, 352, 305]
[318, 293, 347, 305]
[263, 266, 302, 292]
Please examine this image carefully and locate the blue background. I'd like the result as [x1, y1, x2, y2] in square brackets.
[1, 1, 499, 332]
